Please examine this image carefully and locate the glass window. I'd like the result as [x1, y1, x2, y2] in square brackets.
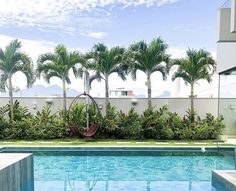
[219, 68, 236, 137]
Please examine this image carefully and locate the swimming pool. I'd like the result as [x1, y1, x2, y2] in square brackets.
[3, 147, 236, 191]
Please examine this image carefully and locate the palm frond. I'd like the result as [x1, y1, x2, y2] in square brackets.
[15, 64, 36, 88]
[89, 72, 103, 88]
[0, 39, 35, 90]
[43, 71, 61, 83]
[72, 66, 83, 78]
[171, 49, 216, 86]
[0, 49, 4, 61]
[5, 39, 21, 56]
[128, 37, 169, 82]
[37, 63, 61, 78]
[152, 64, 167, 80]
[37, 53, 57, 67]
[65, 76, 71, 84]
[92, 43, 108, 53]
[89, 43, 127, 81]
[0, 73, 8, 92]
[111, 65, 127, 81]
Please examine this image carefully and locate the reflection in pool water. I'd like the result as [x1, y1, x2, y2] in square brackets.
[32, 150, 236, 191]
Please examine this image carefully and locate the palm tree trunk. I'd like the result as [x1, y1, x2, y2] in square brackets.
[147, 74, 152, 108]
[190, 83, 194, 113]
[190, 83, 194, 122]
[8, 76, 14, 121]
[62, 79, 67, 117]
[105, 75, 109, 117]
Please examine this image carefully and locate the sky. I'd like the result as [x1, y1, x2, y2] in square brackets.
[0, 0, 226, 98]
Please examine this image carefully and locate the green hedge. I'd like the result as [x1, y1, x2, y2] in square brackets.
[0, 101, 224, 140]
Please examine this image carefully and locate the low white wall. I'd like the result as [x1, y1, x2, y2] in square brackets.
[0, 97, 218, 117]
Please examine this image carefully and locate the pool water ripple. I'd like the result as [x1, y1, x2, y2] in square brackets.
[29, 150, 236, 191]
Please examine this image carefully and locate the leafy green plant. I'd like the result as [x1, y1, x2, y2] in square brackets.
[0, 105, 8, 121]
[70, 103, 86, 129]
[194, 114, 225, 140]
[0, 102, 225, 141]
[96, 103, 118, 138]
[0, 100, 30, 121]
[116, 108, 143, 140]
[30, 106, 67, 139]
[184, 109, 197, 125]
[141, 106, 160, 139]
[141, 106, 175, 140]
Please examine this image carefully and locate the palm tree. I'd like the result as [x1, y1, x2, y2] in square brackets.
[171, 49, 216, 121]
[0, 39, 35, 121]
[88, 43, 127, 116]
[37, 44, 85, 116]
[128, 37, 170, 108]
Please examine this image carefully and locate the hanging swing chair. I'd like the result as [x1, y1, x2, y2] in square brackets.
[67, 92, 101, 137]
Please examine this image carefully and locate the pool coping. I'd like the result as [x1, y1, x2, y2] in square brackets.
[0, 153, 32, 170]
[0, 153, 34, 191]
[212, 170, 236, 191]
[1, 145, 235, 152]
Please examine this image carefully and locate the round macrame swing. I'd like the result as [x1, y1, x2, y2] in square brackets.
[67, 92, 100, 137]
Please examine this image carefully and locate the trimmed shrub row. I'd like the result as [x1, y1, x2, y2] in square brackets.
[0, 101, 224, 140]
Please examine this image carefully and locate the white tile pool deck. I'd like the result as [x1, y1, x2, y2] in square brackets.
[0, 153, 34, 191]
[0, 153, 31, 170]
[212, 170, 236, 191]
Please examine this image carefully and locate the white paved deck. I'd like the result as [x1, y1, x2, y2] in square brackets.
[0, 153, 31, 170]
[0, 153, 34, 191]
[226, 139, 236, 145]
[212, 170, 236, 191]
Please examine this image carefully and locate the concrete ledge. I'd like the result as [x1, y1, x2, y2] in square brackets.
[3, 146, 234, 152]
[212, 170, 236, 191]
[0, 153, 34, 191]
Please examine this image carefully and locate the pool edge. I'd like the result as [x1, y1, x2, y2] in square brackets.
[2, 145, 235, 152]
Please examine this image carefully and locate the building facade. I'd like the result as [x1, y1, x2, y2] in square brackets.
[218, 0, 236, 138]
[109, 88, 134, 98]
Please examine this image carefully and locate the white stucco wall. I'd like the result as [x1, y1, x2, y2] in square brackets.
[0, 97, 218, 117]
[218, 8, 236, 41]
[217, 7, 236, 73]
[231, 0, 236, 32]
[217, 42, 236, 73]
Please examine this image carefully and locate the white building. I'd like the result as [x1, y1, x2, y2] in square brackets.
[218, 0, 236, 138]
[109, 88, 134, 98]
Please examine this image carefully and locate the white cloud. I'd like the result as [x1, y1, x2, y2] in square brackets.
[168, 47, 186, 59]
[0, 0, 179, 34]
[0, 34, 55, 63]
[86, 32, 108, 39]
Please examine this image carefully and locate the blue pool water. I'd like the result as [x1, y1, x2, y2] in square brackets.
[6, 149, 236, 191]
